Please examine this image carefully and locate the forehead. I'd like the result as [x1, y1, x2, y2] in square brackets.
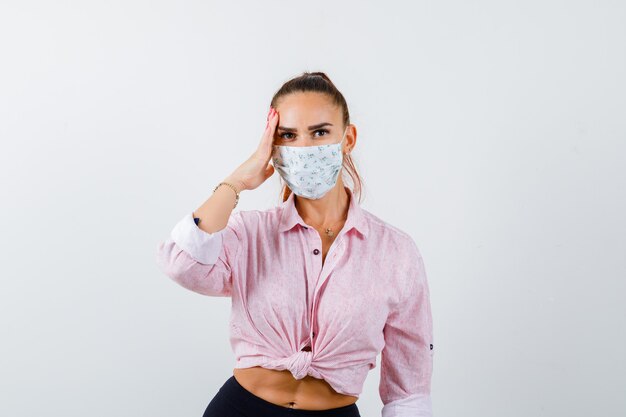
[275, 92, 342, 126]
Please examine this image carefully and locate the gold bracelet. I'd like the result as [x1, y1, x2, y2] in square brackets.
[213, 182, 240, 208]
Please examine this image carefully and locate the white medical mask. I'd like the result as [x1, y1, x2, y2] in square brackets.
[272, 126, 348, 199]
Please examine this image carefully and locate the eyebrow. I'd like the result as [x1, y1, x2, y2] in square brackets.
[277, 122, 334, 132]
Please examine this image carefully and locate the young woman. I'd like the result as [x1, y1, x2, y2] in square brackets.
[156, 72, 434, 417]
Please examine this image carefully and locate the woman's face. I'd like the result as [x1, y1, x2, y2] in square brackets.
[272, 92, 355, 152]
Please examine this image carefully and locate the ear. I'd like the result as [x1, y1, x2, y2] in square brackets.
[345, 124, 357, 154]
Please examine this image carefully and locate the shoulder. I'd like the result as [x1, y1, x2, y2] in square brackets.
[360, 207, 422, 258]
[360, 208, 428, 301]
[227, 204, 282, 231]
[233, 204, 282, 221]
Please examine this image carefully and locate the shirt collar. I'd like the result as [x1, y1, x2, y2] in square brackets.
[278, 186, 369, 238]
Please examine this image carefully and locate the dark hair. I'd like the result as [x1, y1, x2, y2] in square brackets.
[270, 71, 364, 204]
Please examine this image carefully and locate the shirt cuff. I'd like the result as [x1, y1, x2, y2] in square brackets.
[381, 393, 432, 417]
[170, 212, 224, 265]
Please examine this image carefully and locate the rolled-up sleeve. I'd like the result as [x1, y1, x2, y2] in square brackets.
[155, 211, 244, 297]
[379, 239, 434, 417]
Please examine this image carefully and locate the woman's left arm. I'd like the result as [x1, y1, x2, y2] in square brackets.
[379, 238, 434, 417]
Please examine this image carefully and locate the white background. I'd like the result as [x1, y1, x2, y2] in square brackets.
[1, 1, 625, 416]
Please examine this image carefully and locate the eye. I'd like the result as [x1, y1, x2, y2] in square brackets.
[278, 129, 330, 140]
[314, 129, 330, 137]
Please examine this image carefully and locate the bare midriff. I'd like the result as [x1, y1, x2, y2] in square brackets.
[233, 366, 358, 410]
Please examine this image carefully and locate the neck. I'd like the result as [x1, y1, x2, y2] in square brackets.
[294, 179, 350, 227]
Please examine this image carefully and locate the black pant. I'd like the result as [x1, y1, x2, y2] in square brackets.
[202, 375, 361, 417]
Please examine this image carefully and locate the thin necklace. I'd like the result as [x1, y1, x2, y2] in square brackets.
[316, 216, 347, 238]
[297, 197, 348, 238]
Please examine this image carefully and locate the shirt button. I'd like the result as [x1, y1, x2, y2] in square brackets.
[313, 248, 320, 255]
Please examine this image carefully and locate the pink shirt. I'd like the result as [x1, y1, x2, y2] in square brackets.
[155, 186, 434, 417]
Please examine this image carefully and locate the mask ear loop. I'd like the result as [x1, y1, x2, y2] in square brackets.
[339, 125, 350, 154]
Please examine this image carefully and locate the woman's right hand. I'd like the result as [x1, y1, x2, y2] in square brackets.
[225, 106, 279, 192]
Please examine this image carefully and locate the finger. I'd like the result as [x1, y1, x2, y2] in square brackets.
[266, 108, 279, 150]
[257, 116, 272, 154]
[258, 108, 278, 155]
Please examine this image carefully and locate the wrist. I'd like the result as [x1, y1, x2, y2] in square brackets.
[223, 176, 247, 193]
